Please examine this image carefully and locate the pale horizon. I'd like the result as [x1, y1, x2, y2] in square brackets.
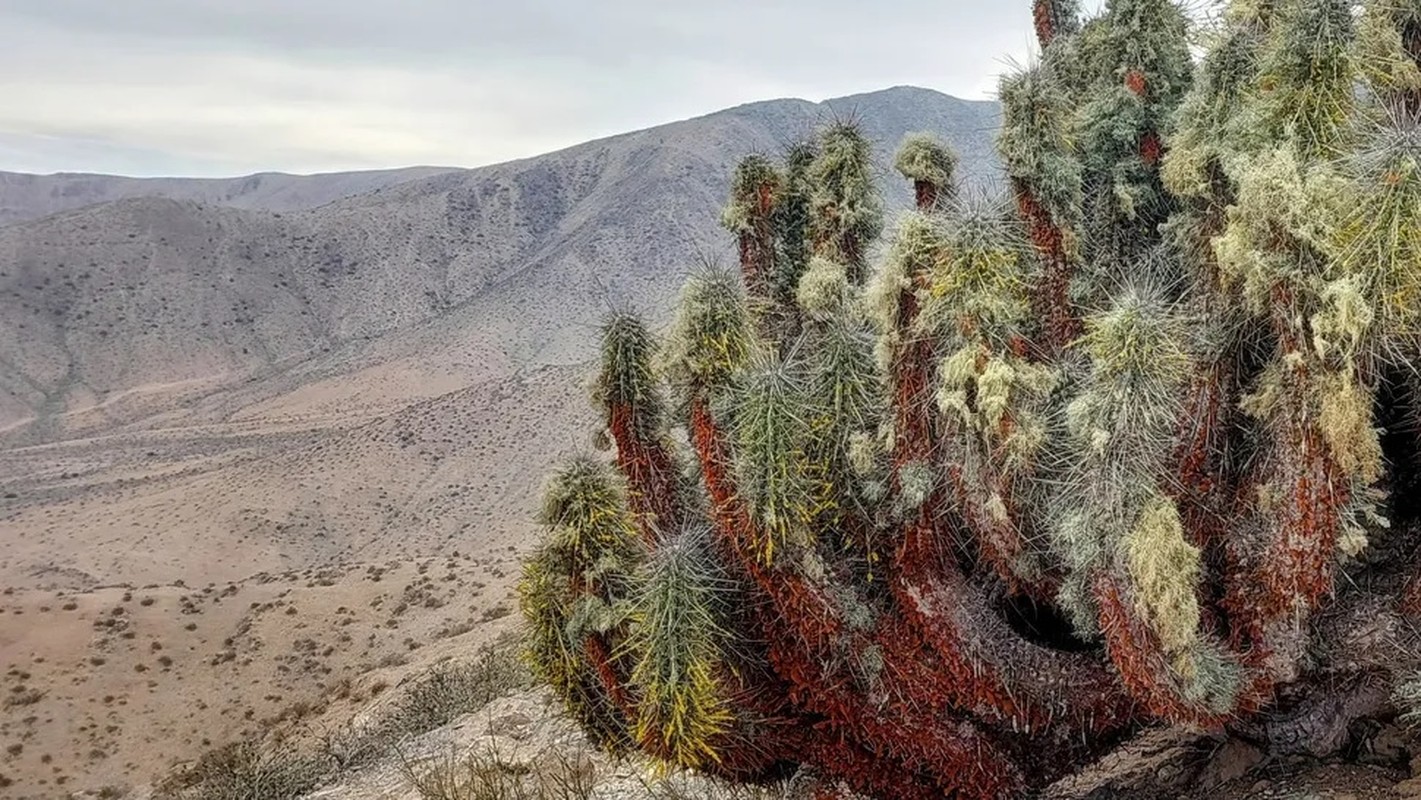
[0, 1, 1116, 178]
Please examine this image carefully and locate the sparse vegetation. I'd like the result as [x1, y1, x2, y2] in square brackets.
[154, 634, 534, 798]
[153, 740, 328, 800]
[4, 687, 45, 708]
[400, 745, 596, 800]
[384, 636, 534, 741]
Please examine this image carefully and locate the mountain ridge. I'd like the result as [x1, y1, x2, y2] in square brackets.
[0, 86, 998, 226]
[0, 85, 1001, 444]
[0, 165, 460, 226]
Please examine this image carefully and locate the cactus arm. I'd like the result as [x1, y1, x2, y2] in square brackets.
[597, 314, 685, 540]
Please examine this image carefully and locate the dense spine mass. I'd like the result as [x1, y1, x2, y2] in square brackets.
[520, 2, 1421, 796]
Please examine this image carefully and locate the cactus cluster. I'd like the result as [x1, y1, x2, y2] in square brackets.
[519, 2, 1421, 797]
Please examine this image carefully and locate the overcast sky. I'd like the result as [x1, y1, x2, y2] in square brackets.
[0, 1, 1112, 178]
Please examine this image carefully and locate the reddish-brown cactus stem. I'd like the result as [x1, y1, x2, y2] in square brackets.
[608, 402, 682, 540]
[1256, 424, 1346, 618]
[1403, 18, 1421, 115]
[1094, 574, 1236, 726]
[1140, 131, 1163, 166]
[1173, 370, 1228, 548]
[945, 445, 1052, 601]
[1125, 69, 1147, 98]
[565, 547, 638, 738]
[692, 396, 844, 645]
[1403, 565, 1421, 618]
[914, 180, 939, 211]
[885, 279, 958, 575]
[714, 668, 804, 779]
[779, 637, 1027, 800]
[691, 397, 735, 522]
[584, 634, 636, 721]
[737, 181, 777, 300]
[900, 312, 1040, 598]
[884, 273, 1119, 734]
[1013, 179, 1081, 354]
[1253, 293, 1346, 621]
[809, 215, 867, 282]
[1217, 531, 1281, 716]
[895, 514, 1139, 738]
[1033, 0, 1061, 47]
[684, 398, 828, 782]
[797, 732, 943, 800]
[753, 612, 1014, 800]
[1225, 287, 1346, 634]
[696, 389, 1140, 793]
[842, 232, 866, 284]
[889, 286, 939, 473]
[692, 394, 1032, 798]
[1170, 367, 1239, 638]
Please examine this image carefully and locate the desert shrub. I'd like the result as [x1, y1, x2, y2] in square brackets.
[153, 740, 329, 800]
[385, 636, 534, 739]
[400, 745, 595, 800]
[314, 635, 534, 773]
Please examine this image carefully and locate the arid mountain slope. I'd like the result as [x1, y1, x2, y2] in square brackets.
[0, 165, 457, 227]
[0, 85, 1001, 599]
[0, 86, 1000, 444]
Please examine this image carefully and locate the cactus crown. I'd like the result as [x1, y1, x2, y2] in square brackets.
[521, 2, 1421, 797]
[895, 133, 960, 188]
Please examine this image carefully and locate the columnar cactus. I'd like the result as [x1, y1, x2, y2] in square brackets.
[520, 2, 1421, 797]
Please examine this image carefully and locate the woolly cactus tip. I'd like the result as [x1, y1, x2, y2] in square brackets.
[894, 133, 960, 206]
[809, 316, 882, 436]
[720, 154, 781, 235]
[1079, 289, 1189, 383]
[535, 457, 643, 567]
[595, 311, 662, 415]
[997, 61, 1084, 226]
[1175, 639, 1244, 715]
[784, 137, 819, 169]
[919, 196, 1034, 344]
[1353, 107, 1421, 185]
[1337, 110, 1421, 328]
[1121, 494, 1201, 659]
[868, 210, 948, 335]
[522, 454, 642, 753]
[1161, 25, 1267, 198]
[1356, 2, 1421, 100]
[819, 119, 872, 155]
[809, 120, 883, 276]
[729, 352, 820, 562]
[796, 256, 853, 321]
[664, 265, 755, 392]
[894, 209, 950, 264]
[1260, 0, 1357, 153]
[537, 455, 627, 529]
